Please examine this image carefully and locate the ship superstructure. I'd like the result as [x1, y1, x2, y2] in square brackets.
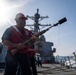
[26, 9, 56, 63]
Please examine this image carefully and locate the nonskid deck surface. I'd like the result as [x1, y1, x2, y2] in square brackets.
[0, 64, 76, 75]
[37, 64, 76, 75]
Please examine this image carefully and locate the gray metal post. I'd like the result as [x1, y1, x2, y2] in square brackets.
[73, 52, 76, 63]
[67, 56, 72, 69]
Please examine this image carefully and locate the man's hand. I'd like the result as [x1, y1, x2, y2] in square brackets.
[28, 48, 40, 53]
[11, 43, 26, 55]
[31, 35, 37, 41]
[34, 49, 40, 53]
[16, 43, 25, 49]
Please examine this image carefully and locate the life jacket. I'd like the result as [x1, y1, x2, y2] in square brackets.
[8, 26, 32, 54]
[28, 46, 35, 57]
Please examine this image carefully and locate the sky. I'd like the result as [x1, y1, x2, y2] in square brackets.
[0, 0, 76, 56]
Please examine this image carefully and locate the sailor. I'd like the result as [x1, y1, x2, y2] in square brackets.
[2, 13, 37, 75]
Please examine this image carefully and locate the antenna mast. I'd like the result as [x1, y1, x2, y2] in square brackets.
[26, 8, 51, 34]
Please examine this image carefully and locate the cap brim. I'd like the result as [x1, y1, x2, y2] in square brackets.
[24, 17, 28, 20]
[21, 17, 28, 20]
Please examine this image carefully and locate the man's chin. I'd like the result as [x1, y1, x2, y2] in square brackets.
[21, 25, 25, 28]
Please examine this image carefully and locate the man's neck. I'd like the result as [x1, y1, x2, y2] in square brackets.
[15, 25, 23, 30]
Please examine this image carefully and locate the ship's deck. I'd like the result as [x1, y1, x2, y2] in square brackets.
[0, 64, 76, 75]
[37, 64, 76, 75]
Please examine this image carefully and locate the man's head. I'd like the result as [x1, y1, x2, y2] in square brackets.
[15, 13, 28, 28]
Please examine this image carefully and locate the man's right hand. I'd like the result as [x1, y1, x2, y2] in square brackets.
[11, 43, 26, 55]
[16, 43, 25, 49]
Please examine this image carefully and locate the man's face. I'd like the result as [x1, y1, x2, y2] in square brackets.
[17, 17, 26, 28]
